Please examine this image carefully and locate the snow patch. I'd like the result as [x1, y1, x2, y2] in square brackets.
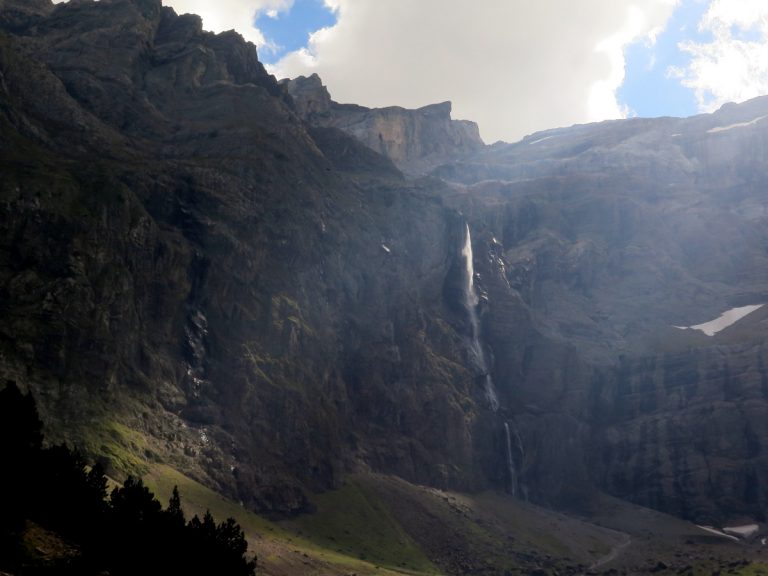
[528, 135, 554, 145]
[696, 525, 740, 541]
[723, 524, 759, 539]
[707, 115, 768, 134]
[674, 304, 764, 336]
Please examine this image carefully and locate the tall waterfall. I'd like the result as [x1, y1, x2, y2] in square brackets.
[462, 224, 499, 411]
[503, 422, 517, 497]
[515, 423, 528, 500]
[504, 420, 528, 499]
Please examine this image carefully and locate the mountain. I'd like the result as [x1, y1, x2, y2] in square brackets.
[285, 68, 768, 523]
[431, 103, 768, 522]
[0, 0, 500, 516]
[3, 0, 768, 573]
[282, 73, 484, 175]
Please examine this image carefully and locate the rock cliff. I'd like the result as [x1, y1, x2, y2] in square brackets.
[0, 0, 500, 515]
[282, 73, 484, 175]
[441, 101, 768, 521]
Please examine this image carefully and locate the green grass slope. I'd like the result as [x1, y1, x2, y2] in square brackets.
[144, 464, 438, 576]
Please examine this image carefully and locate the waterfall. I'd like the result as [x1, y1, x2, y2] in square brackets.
[462, 225, 525, 499]
[462, 224, 499, 411]
[504, 422, 517, 498]
[511, 421, 528, 500]
[504, 420, 528, 500]
[461, 223, 479, 329]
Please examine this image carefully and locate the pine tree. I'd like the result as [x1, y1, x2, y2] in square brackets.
[0, 381, 43, 457]
[0, 381, 44, 555]
[166, 485, 185, 526]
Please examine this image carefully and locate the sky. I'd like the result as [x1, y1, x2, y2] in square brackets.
[57, 0, 768, 143]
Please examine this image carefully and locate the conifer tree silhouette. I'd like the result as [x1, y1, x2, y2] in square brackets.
[0, 381, 43, 551]
[0, 383, 257, 576]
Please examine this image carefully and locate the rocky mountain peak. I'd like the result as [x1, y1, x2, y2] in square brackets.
[1, 0, 289, 153]
[281, 73, 332, 118]
[130, 0, 163, 18]
[282, 74, 483, 175]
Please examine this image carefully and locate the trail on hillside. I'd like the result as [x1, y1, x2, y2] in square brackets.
[589, 534, 632, 570]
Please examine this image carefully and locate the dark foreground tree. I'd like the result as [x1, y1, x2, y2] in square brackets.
[0, 381, 44, 557]
[0, 381, 256, 576]
[186, 510, 256, 576]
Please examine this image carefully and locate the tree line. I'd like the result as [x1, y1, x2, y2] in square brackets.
[0, 381, 257, 575]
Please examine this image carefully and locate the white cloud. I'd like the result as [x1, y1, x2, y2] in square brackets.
[590, 5, 652, 121]
[271, 0, 678, 142]
[163, 0, 293, 46]
[675, 0, 768, 112]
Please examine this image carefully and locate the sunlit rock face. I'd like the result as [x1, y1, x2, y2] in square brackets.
[283, 74, 484, 175]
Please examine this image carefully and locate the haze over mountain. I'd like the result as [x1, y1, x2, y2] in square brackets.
[4, 0, 768, 574]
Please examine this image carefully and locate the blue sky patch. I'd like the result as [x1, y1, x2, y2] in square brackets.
[730, 23, 762, 43]
[255, 0, 337, 64]
[618, 0, 711, 118]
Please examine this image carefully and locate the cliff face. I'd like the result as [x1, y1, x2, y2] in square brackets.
[283, 74, 484, 175]
[0, 0, 504, 514]
[6, 0, 768, 528]
[590, 341, 768, 522]
[443, 102, 768, 521]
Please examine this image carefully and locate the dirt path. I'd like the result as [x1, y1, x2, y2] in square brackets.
[589, 534, 632, 570]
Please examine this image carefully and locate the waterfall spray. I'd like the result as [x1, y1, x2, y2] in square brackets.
[462, 223, 499, 411]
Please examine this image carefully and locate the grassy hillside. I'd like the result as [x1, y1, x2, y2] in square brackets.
[144, 464, 437, 576]
[144, 465, 641, 575]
